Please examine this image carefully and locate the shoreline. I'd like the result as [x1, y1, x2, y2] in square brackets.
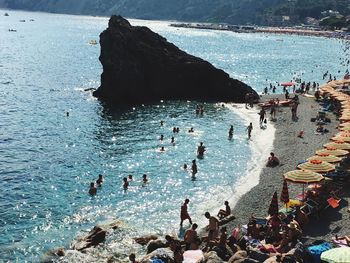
[231, 94, 339, 229]
[223, 103, 276, 212]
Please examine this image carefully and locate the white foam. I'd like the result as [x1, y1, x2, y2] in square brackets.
[225, 103, 276, 209]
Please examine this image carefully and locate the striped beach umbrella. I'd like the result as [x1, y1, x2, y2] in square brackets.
[339, 126, 350, 131]
[268, 191, 279, 216]
[297, 160, 335, 173]
[324, 141, 350, 150]
[316, 148, 349, 156]
[339, 115, 350, 121]
[284, 170, 325, 184]
[331, 135, 350, 142]
[321, 247, 350, 263]
[307, 154, 341, 163]
[280, 180, 289, 205]
[339, 122, 350, 127]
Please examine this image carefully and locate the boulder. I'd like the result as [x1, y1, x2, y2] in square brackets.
[146, 239, 167, 254]
[71, 226, 106, 251]
[219, 214, 236, 226]
[93, 15, 258, 105]
[134, 234, 159, 246]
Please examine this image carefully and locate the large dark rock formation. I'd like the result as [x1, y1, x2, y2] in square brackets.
[93, 15, 257, 105]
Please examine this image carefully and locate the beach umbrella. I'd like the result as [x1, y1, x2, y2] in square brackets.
[280, 180, 289, 207]
[339, 115, 350, 121]
[284, 170, 325, 184]
[268, 191, 279, 216]
[321, 247, 350, 263]
[297, 160, 335, 173]
[331, 135, 350, 142]
[307, 154, 341, 163]
[339, 126, 350, 131]
[280, 82, 296, 87]
[284, 170, 324, 199]
[339, 122, 350, 127]
[324, 141, 350, 150]
[316, 148, 349, 157]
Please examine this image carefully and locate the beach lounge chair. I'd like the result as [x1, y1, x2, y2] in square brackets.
[301, 199, 320, 216]
[325, 197, 341, 209]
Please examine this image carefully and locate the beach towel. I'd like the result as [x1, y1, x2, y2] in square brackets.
[332, 237, 349, 247]
[183, 249, 204, 263]
[307, 242, 332, 263]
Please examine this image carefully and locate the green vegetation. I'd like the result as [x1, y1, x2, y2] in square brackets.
[1, 0, 350, 27]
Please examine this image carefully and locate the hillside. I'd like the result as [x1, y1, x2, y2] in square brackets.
[1, 0, 350, 25]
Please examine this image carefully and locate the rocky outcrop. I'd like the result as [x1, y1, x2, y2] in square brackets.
[93, 15, 257, 105]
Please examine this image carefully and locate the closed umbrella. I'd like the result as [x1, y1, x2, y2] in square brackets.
[316, 147, 349, 156]
[297, 160, 335, 173]
[321, 247, 350, 263]
[280, 180, 289, 209]
[268, 191, 279, 216]
[307, 154, 341, 163]
[324, 141, 350, 150]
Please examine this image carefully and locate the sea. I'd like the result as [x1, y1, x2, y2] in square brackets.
[0, 10, 349, 262]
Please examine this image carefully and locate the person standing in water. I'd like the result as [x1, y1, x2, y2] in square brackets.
[123, 177, 129, 190]
[96, 174, 104, 187]
[89, 182, 97, 196]
[197, 142, 206, 156]
[246, 122, 253, 139]
[142, 174, 148, 186]
[191, 160, 198, 176]
[180, 199, 193, 227]
[229, 125, 234, 137]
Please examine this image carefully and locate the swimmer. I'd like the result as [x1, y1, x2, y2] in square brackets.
[66, 111, 69, 117]
[96, 174, 103, 187]
[160, 146, 165, 152]
[160, 120, 164, 126]
[89, 182, 97, 196]
[171, 136, 175, 144]
[160, 134, 164, 141]
[188, 127, 194, 133]
[173, 127, 177, 133]
[127, 174, 133, 182]
[176, 127, 180, 133]
[123, 177, 129, 190]
[183, 164, 188, 170]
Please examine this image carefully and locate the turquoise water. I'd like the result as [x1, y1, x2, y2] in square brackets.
[0, 10, 349, 262]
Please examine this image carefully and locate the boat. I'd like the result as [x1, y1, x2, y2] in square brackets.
[19, 19, 25, 22]
[89, 40, 98, 45]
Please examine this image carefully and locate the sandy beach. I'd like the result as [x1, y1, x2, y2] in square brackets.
[230, 93, 350, 242]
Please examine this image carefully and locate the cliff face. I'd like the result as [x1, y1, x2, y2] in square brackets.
[93, 15, 257, 105]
